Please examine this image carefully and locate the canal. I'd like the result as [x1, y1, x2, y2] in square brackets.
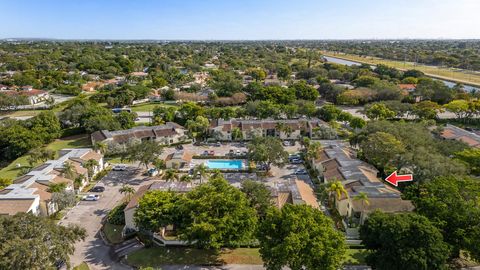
[323, 55, 479, 92]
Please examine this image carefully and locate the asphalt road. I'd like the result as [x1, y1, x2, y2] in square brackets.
[59, 167, 150, 270]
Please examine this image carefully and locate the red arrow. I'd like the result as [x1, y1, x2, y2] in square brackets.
[385, 171, 413, 187]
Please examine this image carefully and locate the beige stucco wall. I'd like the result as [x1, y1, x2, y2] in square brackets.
[124, 207, 136, 230]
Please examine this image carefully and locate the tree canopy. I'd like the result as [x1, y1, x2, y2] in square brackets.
[257, 204, 346, 270]
[360, 211, 450, 270]
[0, 213, 86, 269]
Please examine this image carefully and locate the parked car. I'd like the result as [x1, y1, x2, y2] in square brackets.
[290, 158, 303, 164]
[112, 164, 127, 171]
[242, 150, 248, 156]
[320, 205, 326, 211]
[294, 168, 308, 175]
[283, 141, 291, 146]
[229, 149, 235, 156]
[289, 154, 301, 161]
[209, 150, 215, 156]
[82, 194, 100, 201]
[235, 149, 241, 156]
[147, 168, 159, 177]
[215, 142, 221, 147]
[175, 144, 184, 150]
[202, 150, 209, 156]
[89, 186, 105, 192]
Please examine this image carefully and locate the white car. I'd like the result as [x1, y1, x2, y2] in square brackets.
[294, 168, 308, 175]
[82, 194, 100, 201]
[290, 158, 303, 164]
[283, 141, 291, 146]
[112, 164, 127, 171]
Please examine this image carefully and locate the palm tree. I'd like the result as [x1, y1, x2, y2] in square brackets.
[48, 183, 67, 193]
[305, 141, 322, 161]
[62, 162, 76, 180]
[301, 137, 311, 150]
[275, 122, 286, 138]
[74, 175, 85, 190]
[119, 184, 135, 201]
[327, 180, 348, 207]
[163, 169, 179, 182]
[180, 174, 193, 182]
[193, 164, 209, 183]
[93, 141, 107, 154]
[83, 159, 99, 180]
[353, 192, 370, 211]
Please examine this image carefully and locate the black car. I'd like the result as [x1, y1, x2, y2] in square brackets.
[175, 144, 184, 150]
[89, 186, 105, 192]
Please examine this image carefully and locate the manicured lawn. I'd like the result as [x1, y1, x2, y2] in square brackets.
[103, 223, 124, 244]
[0, 134, 92, 180]
[45, 134, 92, 152]
[322, 51, 480, 87]
[0, 110, 43, 118]
[126, 247, 262, 267]
[73, 262, 90, 270]
[343, 249, 369, 265]
[131, 102, 178, 112]
[105, 156, 138, 165]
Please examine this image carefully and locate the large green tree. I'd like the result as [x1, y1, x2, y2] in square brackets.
[122, 140, 164, 169]
[257, 204, 346, 270]
[247, 136, 289, 172]
[406, 176, 480, 261]
[360, 211, 450, 270]
[177, 177, 257, 249]
[240, 180, 274, 218]
[134, 190, 179, 232]
[360, 131, 405, 172]
[0, 213, 86, 269]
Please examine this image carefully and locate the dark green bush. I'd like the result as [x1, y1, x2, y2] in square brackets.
[107, 202, 127, 225]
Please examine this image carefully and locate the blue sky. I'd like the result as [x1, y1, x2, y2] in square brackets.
[0, 0, 479, 39]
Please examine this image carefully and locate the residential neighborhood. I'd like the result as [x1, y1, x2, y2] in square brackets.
[0, 1, 480, 270]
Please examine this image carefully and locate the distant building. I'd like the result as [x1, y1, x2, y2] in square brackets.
[130, 71, 149, 77]
[1, 86, 50, 105]
[440, 124, 480, 148]
[398, 84, 417, 92]
[209, 118, 330, 141]
[165, 150, 194, 169]
[91, 123, 187, 146]
[82, 81, 105, 92]
[0, 148, 104, 216]
[309, 141, 414, 225]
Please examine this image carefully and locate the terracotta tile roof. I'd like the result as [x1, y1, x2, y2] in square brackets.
[153, 128, 177, 137]
[112, 134, 133, 144]
[29, 182, 52, 202]
[91, 131, 108, 142]
[51, 175, 73, 186]
[2, 89, 47, 97]
[351, 197, 414, 213]
[295, 180, 319, 209]
[125, 184, 151, 211]
[398, 84, 416, 90]
[81, 151, 103, 162]
[0, 199, 36, 215]
[440, 124, 480, 147]
[458, 135, 480, 147]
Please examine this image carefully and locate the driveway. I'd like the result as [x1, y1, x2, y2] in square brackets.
[59, 167, 152, 270]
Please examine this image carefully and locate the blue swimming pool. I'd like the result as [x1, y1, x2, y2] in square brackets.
[206, 160, 244, 170]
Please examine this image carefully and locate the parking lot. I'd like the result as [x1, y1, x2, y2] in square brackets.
[62, 141, 314, 269]
[60, 167, 153, 270]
